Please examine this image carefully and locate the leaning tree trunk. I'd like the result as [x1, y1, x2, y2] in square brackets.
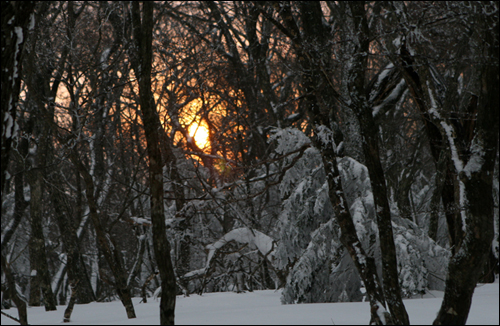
[131, 2, 176, 324]
[1, 149, 29, 249]
[1, 2, 35, 197]
[1, 254, 28, 325]
[71, 153, 136, 319]
[342, 3, 410, 323]
[433, 125, 498, 324]
[273, 2, 395, 323]
[49, 172, 95, 305]
[296, 11, 391, 326]
[354, 104, 410, 325]
[315, 118, 391, 325]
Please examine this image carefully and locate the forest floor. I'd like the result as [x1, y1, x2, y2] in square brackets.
[2, 280, 498, 325]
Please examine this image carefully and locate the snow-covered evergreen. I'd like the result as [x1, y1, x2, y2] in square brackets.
[273, 127, 450, 304]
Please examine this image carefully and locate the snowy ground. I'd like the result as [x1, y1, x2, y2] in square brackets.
[2, 282, 498, 325]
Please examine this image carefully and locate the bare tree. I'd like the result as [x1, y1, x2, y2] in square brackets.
[386, 2, 499, 324]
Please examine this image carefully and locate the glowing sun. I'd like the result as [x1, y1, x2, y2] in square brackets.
[188, 122, 210, 149]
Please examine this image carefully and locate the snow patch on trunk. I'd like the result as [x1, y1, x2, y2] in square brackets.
[463, 136, 485, 178]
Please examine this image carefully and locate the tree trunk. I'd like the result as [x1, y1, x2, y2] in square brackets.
[433, 13, 499, 323]
[71, 153, 136, 319]
[161, 130, 190, 295]
[1, 2, 35, 197]
[273, 2, 395, 323]
[131, 2, 176, 324]
[27, 168, 57, 311]
[428, 151, 449, 241]
[394, 35, 460, 253]
[127, 227, 147, 291]
[1, 139, 29, 249]
[357, 110, 410, 324]
[63, 281, 78, 322]
[1, 254, 28, 325]
[344, 3, 409, 323]
[434, 165, 496, 324]
[49, 173, 95, 304]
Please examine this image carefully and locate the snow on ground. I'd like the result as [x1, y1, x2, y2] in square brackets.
[2, 282, 498, 325]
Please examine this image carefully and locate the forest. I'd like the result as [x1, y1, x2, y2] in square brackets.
[1, 1, 498, 325]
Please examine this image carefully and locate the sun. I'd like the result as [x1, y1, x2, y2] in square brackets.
[188, 122, 210, 150]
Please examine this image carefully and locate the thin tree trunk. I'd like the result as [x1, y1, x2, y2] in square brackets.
[1, 2, 35, 197]
[63, 281, 78, 322]
[344, 3, 409, 323]
[322, 141, 391, 325]
[356, 108, 410, 325]
[428, 151, 449, 241]
[1, 254, 28, 325]
[161, 128, 190, 295]
[141, 272, 159, 304]
[127, 228, 147, 290]
[49, 174, 95, 304]
[27, 168, 57, 311]
[130, 2, 176, 324]
[71, 153, 136, 319]
[271, 2, 395, 323]
[1, 143, 29, 249]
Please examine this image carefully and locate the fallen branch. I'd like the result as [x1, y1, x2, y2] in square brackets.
[1, 310, 28, 325]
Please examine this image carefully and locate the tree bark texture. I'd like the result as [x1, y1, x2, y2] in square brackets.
[356, 108, 409, 325]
